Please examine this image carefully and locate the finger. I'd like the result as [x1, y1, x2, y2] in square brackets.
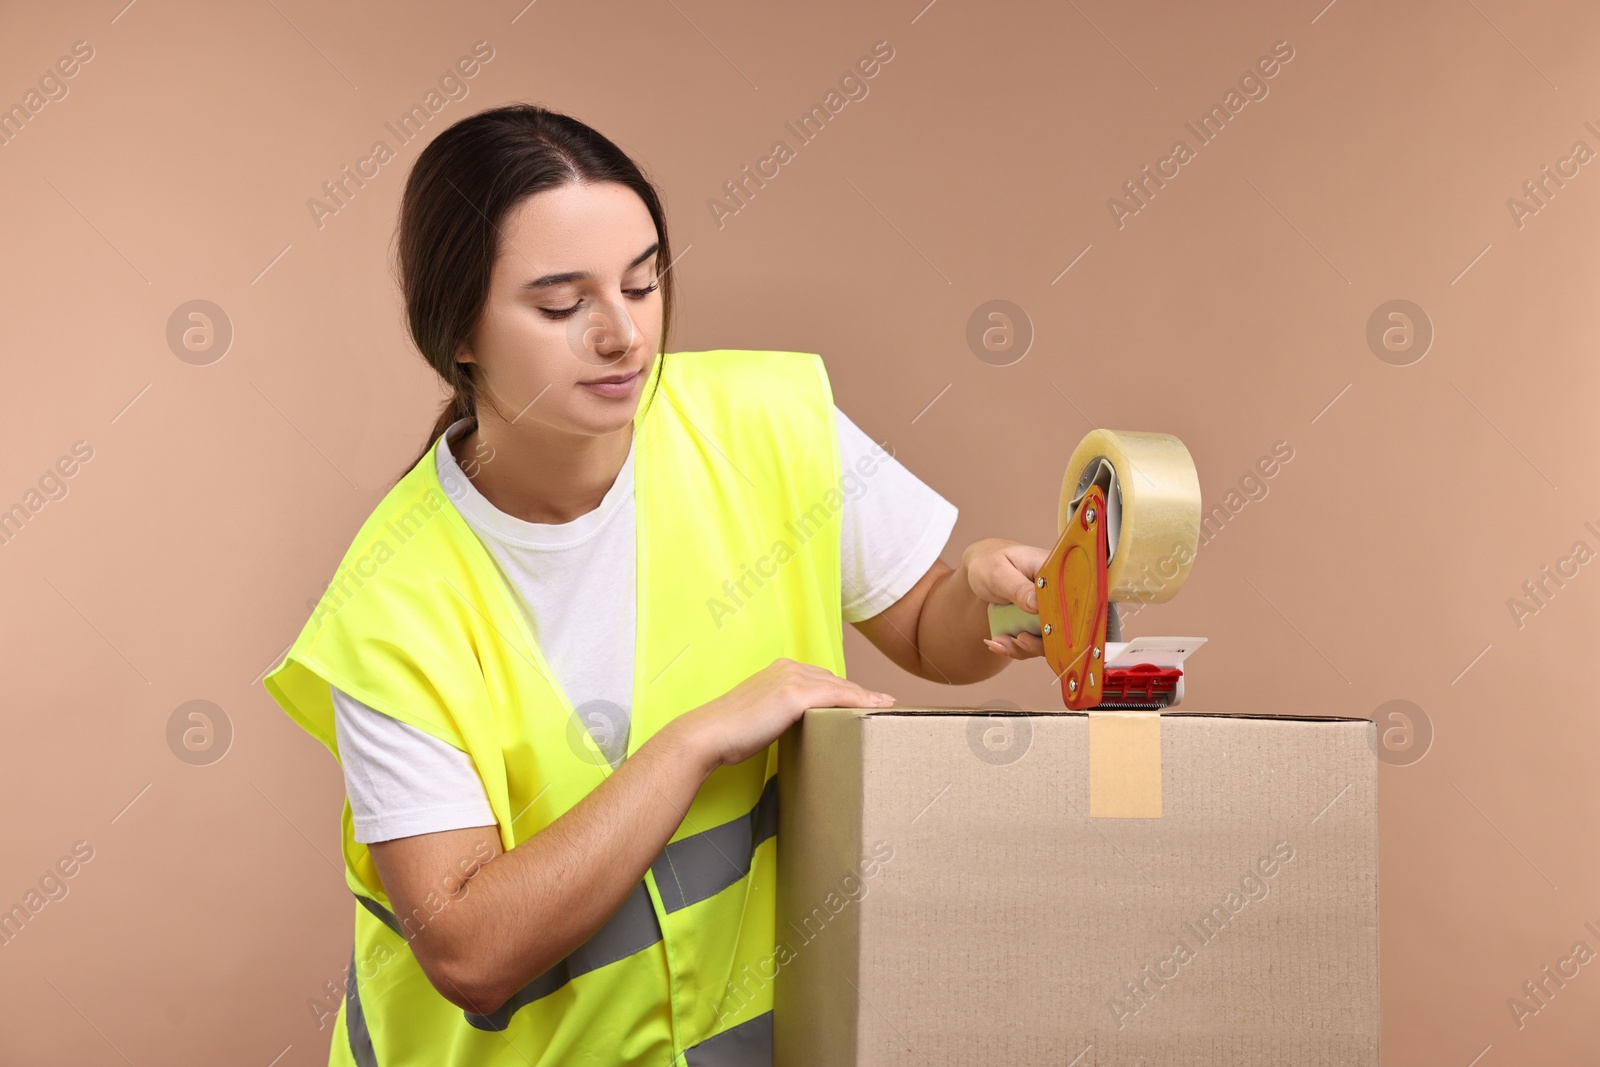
[784, 661, 868, 688]
[976, 559, 1039, 614]
[833, 685, 895, 706]
[997, 632, 1044, 660]
[1006, 569, 1040, 613]
[979, 633, 1017, 659]
[1004, 545, 1050, 611]
[845, 682, 895, 704]
[984, 635, 1022, 660]
[784, 662, 894, 705]
[1012, 631, 1046, 658]
[806, 678, 895, 707]
[983, 637, 1021, 659]
[1005, 543, 1051, 572]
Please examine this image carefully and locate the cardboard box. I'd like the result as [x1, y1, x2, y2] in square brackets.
[774, 707, 1378, 1066]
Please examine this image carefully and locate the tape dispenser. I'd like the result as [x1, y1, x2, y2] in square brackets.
[987, 429, 1206, 710]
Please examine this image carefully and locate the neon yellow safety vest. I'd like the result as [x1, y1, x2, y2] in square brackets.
[263, 349, 847, 1066]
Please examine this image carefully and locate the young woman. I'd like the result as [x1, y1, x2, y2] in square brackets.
[264, 103, 1046, 1067]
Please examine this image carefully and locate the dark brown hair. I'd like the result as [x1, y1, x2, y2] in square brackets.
[392, 103, 674, 480]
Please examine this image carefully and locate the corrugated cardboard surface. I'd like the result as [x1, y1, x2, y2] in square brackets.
[775, 708, 1378, 1066]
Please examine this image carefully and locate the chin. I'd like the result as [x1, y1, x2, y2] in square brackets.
[572, 401, 640, 435]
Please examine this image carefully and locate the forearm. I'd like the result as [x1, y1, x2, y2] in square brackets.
[914, 541, 1013, 686]
[438, 719, 715, 1011]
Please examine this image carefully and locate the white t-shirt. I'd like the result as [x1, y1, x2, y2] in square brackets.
[332, 407, 958, 844]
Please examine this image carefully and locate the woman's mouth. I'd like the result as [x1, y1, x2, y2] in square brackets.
[579, 368, 641, 398]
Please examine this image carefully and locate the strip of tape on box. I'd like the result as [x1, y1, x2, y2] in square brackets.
[1088, 711, 1162, 818]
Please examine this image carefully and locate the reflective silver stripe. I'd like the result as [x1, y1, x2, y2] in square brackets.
[684, 1009, 773, 1067]
[351, 881, 664, 1032]
[465, 879, 664, 1031]
[345, 946, 380, 1067]
[348, 777, 779, 1035]
[356, 894, 405, 939]
[652, 775, 778, 913]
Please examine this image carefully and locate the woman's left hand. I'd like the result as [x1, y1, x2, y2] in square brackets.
[962, 538, 1050, 660]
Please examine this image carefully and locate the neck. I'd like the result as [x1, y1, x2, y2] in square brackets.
[451, 412, 633, 525]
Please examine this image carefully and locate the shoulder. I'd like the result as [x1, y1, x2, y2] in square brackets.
[660, 349, 833, 404]
[658, 349, 835, 439]
[650, 348, 841, 498]
[656, 349, 836, 463]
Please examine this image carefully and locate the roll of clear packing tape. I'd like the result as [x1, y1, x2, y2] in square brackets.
[1061, 429, 1201, 604]
[987, 428, 1202, 640]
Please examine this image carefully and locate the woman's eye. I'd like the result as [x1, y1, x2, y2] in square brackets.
[539, 283, 657, 320]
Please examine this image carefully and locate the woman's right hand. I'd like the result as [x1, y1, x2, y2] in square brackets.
[673, 658, 895, 770]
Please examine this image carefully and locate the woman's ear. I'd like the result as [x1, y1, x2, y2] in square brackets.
[454, 341, 475, 366]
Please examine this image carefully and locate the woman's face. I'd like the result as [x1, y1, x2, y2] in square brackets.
[458, 180, 663, 437]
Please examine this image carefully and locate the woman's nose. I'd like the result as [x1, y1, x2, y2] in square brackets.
[578, 296, 637, 358]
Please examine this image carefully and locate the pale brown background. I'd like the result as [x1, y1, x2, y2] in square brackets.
[1, 0, 1595, 1063]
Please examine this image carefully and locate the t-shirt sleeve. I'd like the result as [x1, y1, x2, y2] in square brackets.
[330, 684, 498, 844]
[836, 405, 960, 623]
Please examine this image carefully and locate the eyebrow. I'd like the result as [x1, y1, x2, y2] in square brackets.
[521, 242, 660, 290]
